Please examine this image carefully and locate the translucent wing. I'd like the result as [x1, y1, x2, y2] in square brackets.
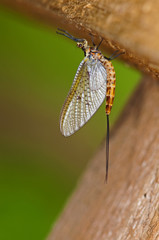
[87, 59, 107, 90]
[60, 58, 107, 136]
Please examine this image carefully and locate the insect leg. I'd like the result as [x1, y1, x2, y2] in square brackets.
[56, 28, 85, 42]
[57, 28, 72, 36]
[105, 50, 125, 61]
[89, 33, 96, 46]
[96, 38, 103, 50]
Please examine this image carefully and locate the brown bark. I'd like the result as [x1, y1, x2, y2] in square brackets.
[47, 77, 159, 240]
[1, 0, 159, 79]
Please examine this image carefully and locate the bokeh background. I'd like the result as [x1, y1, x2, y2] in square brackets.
[0, 5, 141, 240]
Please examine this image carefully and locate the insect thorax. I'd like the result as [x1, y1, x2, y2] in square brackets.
[85, 48, 103, 60]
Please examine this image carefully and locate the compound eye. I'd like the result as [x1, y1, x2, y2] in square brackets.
[78, 43, 82, 48]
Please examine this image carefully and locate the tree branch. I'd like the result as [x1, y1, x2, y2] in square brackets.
[48, 77, 159, 240]
[1, 0, 159, 79]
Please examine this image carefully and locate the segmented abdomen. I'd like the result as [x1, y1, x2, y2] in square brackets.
[104, 60, 116, 115]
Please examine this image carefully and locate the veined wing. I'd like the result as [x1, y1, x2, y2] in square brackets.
[60, 58, 107, 136]
[87, 59, 107, 90]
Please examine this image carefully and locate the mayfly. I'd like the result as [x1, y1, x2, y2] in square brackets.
[56, 28, 123, 181]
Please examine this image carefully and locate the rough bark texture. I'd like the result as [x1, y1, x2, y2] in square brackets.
[1, 0, 159, 79]
[47, 77, 159, 240]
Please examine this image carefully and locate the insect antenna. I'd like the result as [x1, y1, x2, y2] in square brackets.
[105, 114, 109, 183]
[56, 28, 85, 42]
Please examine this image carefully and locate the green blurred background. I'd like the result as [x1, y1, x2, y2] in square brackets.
[0, 5, 141, 240]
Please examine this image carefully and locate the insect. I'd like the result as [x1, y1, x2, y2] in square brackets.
[56, 28, 123, 181]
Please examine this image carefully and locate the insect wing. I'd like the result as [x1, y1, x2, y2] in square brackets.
[87, 59, 107, 90]
[60, 58, 107, 136]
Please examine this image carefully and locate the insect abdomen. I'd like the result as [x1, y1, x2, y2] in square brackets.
[104, 61, 116, 115]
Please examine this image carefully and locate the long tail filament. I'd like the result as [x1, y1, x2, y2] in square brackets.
[105, 114, 109, 183]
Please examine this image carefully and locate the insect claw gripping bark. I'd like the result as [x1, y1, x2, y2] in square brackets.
[105, 50, 125, 61]
[89, 33, 96, 46]
[57, 29, 122, 181]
